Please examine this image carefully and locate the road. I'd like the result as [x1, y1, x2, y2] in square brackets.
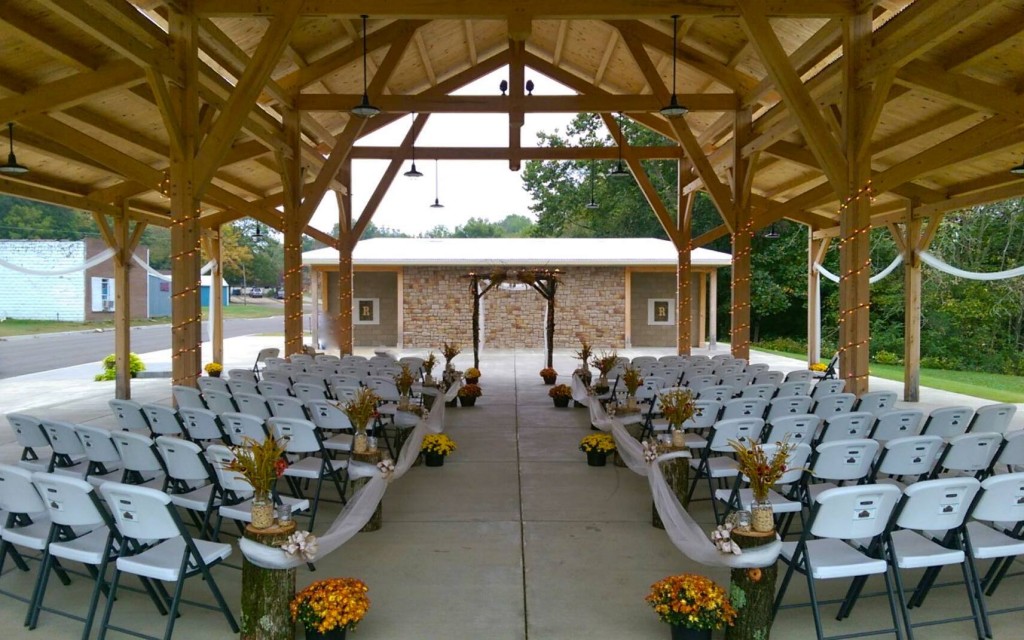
[0, 314, 287, 379]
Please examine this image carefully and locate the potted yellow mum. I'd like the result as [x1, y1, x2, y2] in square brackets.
[421, 433, 457, 467]
[646, 574, 737, 640]
[291, 577, 370, 639]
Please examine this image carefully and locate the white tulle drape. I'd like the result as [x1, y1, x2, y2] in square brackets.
[919, 250, 1024, 281]
[0, 248, 115, 275]
[815, 253, 903, 284]
[131, 254, 216, 280]
[239, 399, 446, 569]
[571, 374, 591, 406]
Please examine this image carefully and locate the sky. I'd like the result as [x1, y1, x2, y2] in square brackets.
[307, 66, 579, 236]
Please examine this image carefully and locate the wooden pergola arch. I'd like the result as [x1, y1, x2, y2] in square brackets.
[0, 2, 1022, 400]
[462, 268, 562, 370]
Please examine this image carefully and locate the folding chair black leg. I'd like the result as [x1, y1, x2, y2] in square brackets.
[881, 569, 906, 640]
[982, 556, 1015, 595]
[80, 543, 114, 640]
[958, 558, 986, 640]
[26, 547, 56, 628]
[888, 562, 915, 640]
[198, 559, 239, 633]
[908, 565, 943, 608]
[837, 575, 869, 620]
[161, 553, 193, 640]
[96, 567, 123, 640]
[773, 554, 799, 614]
[804, 565, 827, 640]
[0, 540, 29, 572]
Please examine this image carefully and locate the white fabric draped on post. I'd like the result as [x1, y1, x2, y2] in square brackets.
[814, 253, 903, 284]
[919, 250, 1024, 280]
[240, 399, 446, 569]
[571, 374, 591, 406]
[0, 248, 115, 275]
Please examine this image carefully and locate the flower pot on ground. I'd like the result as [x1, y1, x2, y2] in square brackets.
[423, 451, 446, 467]
[464, 367, 481, 385]
[291, 577, 369, 640]
[95, 352, 146, 381]
[549, 384, 572, 408]
[539, 367, 558, 385]
[670, 625, 711, 640]
[646, 574, 737, 638]
[459, 396, 477, 407]
[579, 433, 615, 467]
[457, 383, 481, 407]
[204, 362, 223, 378]
[421, 433, 457, 467]
[585, 451, 607, 466]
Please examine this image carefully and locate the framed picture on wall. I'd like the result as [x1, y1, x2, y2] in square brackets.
[354, 298, 379, 325]
[648, 299, 674, 325]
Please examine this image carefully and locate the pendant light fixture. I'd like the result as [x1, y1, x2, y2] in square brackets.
[609, 114, 630, 178]
[253, 223, 265, 242]
[1011, 156, 1024, 175]
[1, 122, 28, 175]
[763, 223, 780, 239]
[430, 159, 444, 208]
[350, 15, 380, 118]
[585, 159, 599, 209]
[404, 113, 423, 178]
[660, 15, 688, 118]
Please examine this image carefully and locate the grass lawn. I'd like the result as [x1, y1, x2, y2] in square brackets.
[753, 346, 1024, 403]
[202, 303, 284, 320]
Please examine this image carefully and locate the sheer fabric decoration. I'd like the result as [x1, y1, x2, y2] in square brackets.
[240, 399, 446, 569]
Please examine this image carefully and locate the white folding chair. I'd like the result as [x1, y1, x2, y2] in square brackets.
[721, 397, 769, 421]
[764, 414, 820, 445]
[766, 396, 814, 422]
[253, 347, 281, 378]
[226, 378, 259, 397]
[233, 393, 271, 420]
[219, 412, 267, 446]
[741, 383, 778, 400]
[288, 353, 314, 367]
[774, 484, 904, 640]
[746, 363, 770, 375]
[314, 354, 341, 366]
[812, 393, 857, 422]
[0, 464, 60, 606]
[171, 386, 206, 410]
[919, 405, 974, 439]
[802, 438, 880, 507]
[140, 403, 185, 438]
[155, 436, 220, 539]
[109, 431, 166, 489]
[201, 389, 237, 414]
[989, 431, 1024, 476]
[108, 400, 150, 433]
[96, 483, 239, 639]
[268, 418, 350, 530]
[869, 436, 946, 488]
[930, 433, 1003, 480]
[814, 412, 875, 445]
[967, 403, 1017, 435]
[256, 380, 292, 398]
[292, 381, 328, 403]
[854, 390, 898, 417]
[784, 370, 814, 382]
[754, 371, 784, 386]
[698, 385, 737, 403]
[178, 407, 227, 444]
[197, 376, 230, 394]
[306, 399, 355, 453]
[39, 420, 88, 478]
[685, 374, 720, 394]
[811, 379, 845, 398]
[267, 396, 309, 421]
[869, 409, 925, 443]
[6, 413, 51, 472]
[74, 425, 124, 486]
[776, 380, 811, 398]
[260, 369, 292, 386]
[226, 369, 257, 383]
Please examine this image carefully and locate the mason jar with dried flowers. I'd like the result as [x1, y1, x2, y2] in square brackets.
[422, 352, 438, 386]
[728, 437, 801, 533]
[591, 351, 618, 392]
[659, 389, 698, 448]
[223, 436, 288, 529]
[291, 577, 370, 639]
[393, 364, 415, 410]
[441, 341, 461, 370]
[574, 336, 593, 386]
[344, 387, 380, 454]
[621, 366, 643, 409]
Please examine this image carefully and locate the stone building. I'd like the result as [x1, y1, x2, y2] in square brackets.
[303, 238, 729, 351]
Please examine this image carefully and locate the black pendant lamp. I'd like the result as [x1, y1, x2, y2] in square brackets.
[350, 15, 380, 118]
[1, 122, 28, 175]
[660, 15, 688, 118]
[764, 223, 780, 239]
[585, 159, 599, 209]
[609, 114, 630, 178]
[404, 114, 423, 178]
[1011, 156, 1024, 175]
[430, 159, 444, 208]
[253, 223, 265, 242]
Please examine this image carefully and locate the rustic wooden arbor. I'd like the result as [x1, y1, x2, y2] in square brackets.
[1, 2, 1024, 400]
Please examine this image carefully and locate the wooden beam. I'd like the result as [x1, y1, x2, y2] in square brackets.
[0, 176, 121, 218]
[336, 161, 354, 354]
[730, 107, 753, 360]
[295, 92, 739, 113]
[0, 60, 144, 123]
[895, 60, 1024, 121]
[349, 145, 682, 161]
[692, 224, 730, 248]
[676, 189, 694, 354]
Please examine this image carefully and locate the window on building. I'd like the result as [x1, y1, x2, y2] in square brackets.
[91, 277, 115, 312]
[648, 299, 674, 325]
[353, 298, 379, 325]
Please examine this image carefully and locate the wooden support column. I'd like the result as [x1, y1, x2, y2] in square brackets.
[310, 268, 320, 350]
[902, 205, 922, 401]
[677, 188, 694, 355]
[838, 9, 874, 395]
[206, 228, 224, 366]
[807, 235, 830, 367]
[336, 159, 354, 354]
[112, 203, 132, 399]
[730, 109, 754, 360]
[507, 35, 526, 171]
[280, 107, 304, 357]
[707, 270, 716, 348]
[169, 4, 202, 387]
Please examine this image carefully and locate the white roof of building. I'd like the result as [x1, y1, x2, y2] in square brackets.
[200, 275, 229, 287]
[303, 238, 730, 268]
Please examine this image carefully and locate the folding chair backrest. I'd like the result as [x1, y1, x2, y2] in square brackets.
[261, 369, 292, 385]
[935, 433, 1003, 475]
[643, 376, 667, 390]
[811, 379, 846, 398]
[658, 355, 686, 365]
[766, 396, 814, 421]
[993, 431, 1024, 470]
[110, 431, 164, 476]
[719, 373, 752, 390]
[870, 409, 925, 442]
[607, 363, 627, 380]
[785, 370, 814, 382]
[708, 418, 764, 452]
[813, 393, 857, 420]
[155, 436, 211, 484]
[267, 396, 309, 420]
[172, 386, 207, 410]
[306, 399, 353, 431]
[292, 382, 328, 403]
[254, 347, 281, 370]
[32, 473, 106, 527]
[315, 354, 341, 366]
[967, 403, 1017, 435]
[227, 369, 258, 383]
[7, 412, 49, 448]
[874, 435, 944, 478]
[818, 412, 875, 444]
[765, 414, 820, 445]
[293, 373, 327, 388]
[746, 363, 770, 375]
[710, 354, 732, 363]
[969, 472, 1024, 523]
[197, 376, 230, 394]
[753, 371, 783, 386]
[638, 362, 659, 377]
[202, 389, 237, 414]
[220, 412, 267, 445]
[268, 418, 321, 455]
[686, 375, 719, 394]
[398, 357, 424, 374]
[810, 484, 902, 540]
[920, 405, 974, 439]
[740, 383, 777, 400]
[333, 386, 360, 403]
[715, 364, 745, 377]
[263, 357, 287, 369]
[721, 397, 768, 421]
[775, 380, 811, 398]
[108, 399, 150, 432]
[289, 353, 314, 367]
[685, 400, 722, 429]
[257, 380, 292, 398]
[227, 379, 259, 396]
[631, 356, 657, 368]
[896, 477, 980, 531]
[178, 407, 224, 442]
[368, 377, 400, 402]
[340, 354, 368, 365]
[75, 424, 122, 465]
[0, 463, 47, 514]
[206, 444, 255, 494]
[810, 439, 879, 482]
[698, 385, 736, 403]
[854, 390, 898, 417]
[635, 380, 660, 401]
[141, 403, 184, 437]
[329, 375, 363, 392]
[99, 483, 179, 541]
[337, 365, 368, 379]
[234, 393, 271, 419]
[41, 420, 86, 457]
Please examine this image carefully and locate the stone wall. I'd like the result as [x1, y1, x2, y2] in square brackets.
[483, 285, 546, 348]
[401, 267, 474, 347]
[552, 267, 625, 348]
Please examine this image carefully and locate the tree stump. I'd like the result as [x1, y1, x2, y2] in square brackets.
[351, 449, 384, 532]
[613, 450, 627, 467]
[653, 445, 689, 529]
[726, 529, 778, 640]
[241, 520, 297, 640]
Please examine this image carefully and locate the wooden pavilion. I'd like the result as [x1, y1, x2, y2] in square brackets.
[1, 1, 1023, 400]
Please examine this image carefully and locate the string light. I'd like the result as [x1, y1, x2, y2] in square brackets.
[729, 217, 755, 356]
[831, 182, 877, 387]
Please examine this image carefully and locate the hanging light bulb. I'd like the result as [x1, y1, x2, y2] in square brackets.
[253, 223, 265, 241]
[764, 223, 780, 239]
[350, 15, 380, 118]
[0, 122, 29, 175]
[586, 159, 599, 209]
[660, 15, 688, 118]
[1011, 156, 1024, 175]
[404, 113, 423, 178]
[430, 159, 444, 208]
[609, 114, 630, 178]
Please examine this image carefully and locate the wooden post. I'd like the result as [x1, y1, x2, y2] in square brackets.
[902, 205, 922, 402]
[208, 228, 224, 366]
[350, 449, 383, 532]
[807, 236, 829, 367]
[281, 107, 304, 358]
[545, 279, 556, 369]
[335, 161, 354, 354]
[652, 444, 689, 529]
[310, 268, 320, 350]
[471, 275, 481, 370]
[241, 520, 296, 640]
[677, 187, 694, 355]
[730, 108, 753, 361]
[726, 529, 778, 640]
[113, 203, 132, 400]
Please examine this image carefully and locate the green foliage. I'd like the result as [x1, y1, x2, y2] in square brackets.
[872, 350, 902, 365]
[95, 353, 145, 381]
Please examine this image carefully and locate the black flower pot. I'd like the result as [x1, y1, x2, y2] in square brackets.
[542, 375, 557, 385]
[464, 376, 479, 384]
[305, 624, 348, 639]
[446, 399, 458, 407]
[552, 397, 570, 408]
[423, 451, 446, 467]
[670, 624, 711, 640]
[459, 396, 477, 407]
[585, 451, 607, 467]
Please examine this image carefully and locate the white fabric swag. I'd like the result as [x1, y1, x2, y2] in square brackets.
[240, 395, 447, 569]
[919, 250, 1024, 281]
[131, 254, 216, 281]
[0, 248, 115, 276]
[814, 253, 903, 285]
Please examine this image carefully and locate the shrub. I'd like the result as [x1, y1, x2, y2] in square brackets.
[872, 350, 902, 365]
[95, 353, 145, 381]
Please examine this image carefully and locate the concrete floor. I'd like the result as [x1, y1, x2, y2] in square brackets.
[0, 339, 1021, 639]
